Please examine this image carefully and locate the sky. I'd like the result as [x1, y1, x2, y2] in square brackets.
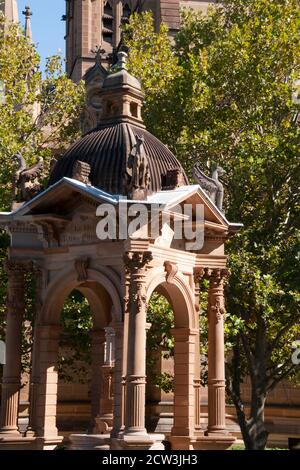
[18, 0, 65, 73]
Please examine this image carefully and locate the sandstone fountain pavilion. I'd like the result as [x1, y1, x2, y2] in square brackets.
[0, 53, 242, 451]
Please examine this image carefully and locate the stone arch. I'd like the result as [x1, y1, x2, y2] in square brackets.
[33, 265, 123, 440]
[145, 266, 198, 441]
[145, 267, 197, 329]
[40, 266, 122, 327]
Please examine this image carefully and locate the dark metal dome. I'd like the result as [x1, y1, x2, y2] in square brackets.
[48, 122, 188, 195]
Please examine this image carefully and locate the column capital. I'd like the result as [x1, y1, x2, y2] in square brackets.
[123, 251, 153, 275]
[5, 258, 32, 276]
[204, 268, 230, 283]
[193, 267, 205, 284]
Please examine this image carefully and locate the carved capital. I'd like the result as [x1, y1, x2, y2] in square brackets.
[204, 267, 230, 284]
[206, 269, 229, 323]
[164, 261, 178, 283]
[123, 251, 153, 274]
[5, 259, 32, 277]
[193, 267, 205, 285]
[75, 258, 89, 282]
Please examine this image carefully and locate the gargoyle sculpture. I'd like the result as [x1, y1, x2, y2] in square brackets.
[12, 152, 44, 204]
[125, 135, 150, 200]
[193, 162, 225, 212]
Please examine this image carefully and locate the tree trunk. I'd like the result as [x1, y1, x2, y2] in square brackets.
[234, 391, 268, 450]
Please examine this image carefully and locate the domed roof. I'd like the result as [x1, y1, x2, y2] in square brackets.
[48, 52, 188, 197]
[48, 122, 188, 195]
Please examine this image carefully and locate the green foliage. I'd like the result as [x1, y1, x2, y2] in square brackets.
[0, 17, 85, 211]
[146, 293, 175, 393]
[125, 1, 300, 449]
[58, 291, 92, 384]
[0, 18, 85, 378]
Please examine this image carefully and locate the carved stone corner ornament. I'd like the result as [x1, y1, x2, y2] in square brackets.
[164, 261, 178, 284]
[75, 258, 89, 282]
[12, 152, 44, 205]
[192, 162, 225, 212]
[72, 160, 91, 185]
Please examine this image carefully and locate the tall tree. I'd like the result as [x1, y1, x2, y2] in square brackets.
[0, 16, 85, 373]
[124, 1, 300, 449]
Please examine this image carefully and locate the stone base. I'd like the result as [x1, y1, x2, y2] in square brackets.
[111, 433, 165, 450]
[69, 433, 111, 450]
[35, 436, 64, 450]
[0, 436, 37, 450]
[169, 434, 236, 450]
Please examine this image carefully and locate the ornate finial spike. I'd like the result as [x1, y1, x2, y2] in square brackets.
[91, 45, 106, 66]
[22, 6, 33, 41]
[117, 51, 128, 71]
[22, 6, 32, 18]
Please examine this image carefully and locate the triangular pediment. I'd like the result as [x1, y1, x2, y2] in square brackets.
[147, 185, 242, 235]
[10, 178, 120, 219]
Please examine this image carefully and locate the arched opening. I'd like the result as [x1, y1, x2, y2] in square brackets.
[146, 291, 174, 435]
[32, 269, 122, 444]
[144, 273, 199, 442]
[56, 290, 93, 435]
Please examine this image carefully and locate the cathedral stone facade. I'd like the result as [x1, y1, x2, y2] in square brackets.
[64, 0, 213, 82]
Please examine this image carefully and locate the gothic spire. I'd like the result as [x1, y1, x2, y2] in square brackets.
[22, 5, 32, 42]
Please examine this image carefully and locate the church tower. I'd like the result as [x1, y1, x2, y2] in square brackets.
[65, 0, 211, 132]
[64, 1, 183, 83]
[0, 0, 19, 23]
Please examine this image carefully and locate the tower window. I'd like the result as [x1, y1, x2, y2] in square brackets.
[102, 1, 114, 45]
[121, 3, 132, 26]
[130, 102, 138, 118]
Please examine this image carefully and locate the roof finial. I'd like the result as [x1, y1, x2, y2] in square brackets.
[117, 51, 128, 71]
[22, 5, 33, 42]
[91, 45, 106, 66]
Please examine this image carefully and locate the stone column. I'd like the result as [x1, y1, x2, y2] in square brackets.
[123, 251, 152, 435]
[171, 328, 197, 439]
[35, 325, 61, 439]
[193, 268, 205, 435]
[0, 260, 27, 436]
[25, 323, 41, 436]
[26, 266, 43, 436]
[111, 322, 124, 438]
[206, 268, 228, 434]
[90, 329, 106, 433]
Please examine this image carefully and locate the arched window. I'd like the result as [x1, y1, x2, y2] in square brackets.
[102, 1, 114, 45]
[121, 2, 132, 26]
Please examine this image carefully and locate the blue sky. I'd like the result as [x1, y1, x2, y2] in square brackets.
[18, 0, 65, 73]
